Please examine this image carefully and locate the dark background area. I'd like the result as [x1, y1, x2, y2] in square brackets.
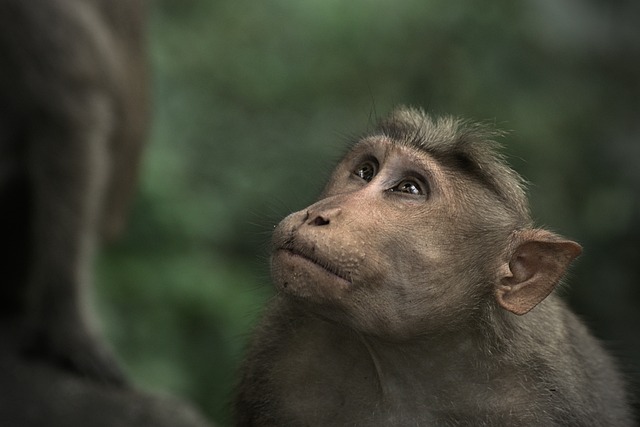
[94, 0, 640, 424]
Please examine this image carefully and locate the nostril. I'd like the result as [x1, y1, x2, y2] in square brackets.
[311, 215, 330, 226]
[306, 207, 341, 226]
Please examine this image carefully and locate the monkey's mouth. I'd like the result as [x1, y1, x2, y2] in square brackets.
[276, 244, 352, 285]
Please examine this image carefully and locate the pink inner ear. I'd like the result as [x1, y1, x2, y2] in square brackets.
[509, 248, 539, 283]
[496, 232, 582, 315]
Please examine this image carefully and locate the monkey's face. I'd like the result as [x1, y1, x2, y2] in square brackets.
[271, 136, 504, 339]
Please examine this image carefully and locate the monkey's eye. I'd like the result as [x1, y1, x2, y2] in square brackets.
[354, 161, 377, 182]
[391, 179, 424, 196]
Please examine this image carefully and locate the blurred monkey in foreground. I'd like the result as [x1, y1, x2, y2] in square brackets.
[0, 0, 148, 383]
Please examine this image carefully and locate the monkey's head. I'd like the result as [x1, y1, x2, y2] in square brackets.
[271, 107, 581, 339]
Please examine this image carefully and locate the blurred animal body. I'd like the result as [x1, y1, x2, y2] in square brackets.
[0, 0, 148, 383]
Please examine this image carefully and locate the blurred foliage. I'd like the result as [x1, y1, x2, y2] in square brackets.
[96, 0, 640, 424]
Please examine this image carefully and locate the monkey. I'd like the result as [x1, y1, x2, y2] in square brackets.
[0, 0, 148, 384]
[233, 107, 632, 426]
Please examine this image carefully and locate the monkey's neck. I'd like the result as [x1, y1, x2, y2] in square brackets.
[265, 300, 571, 424]
[353, 327, 496, 400]
[284, 307, 508, 404]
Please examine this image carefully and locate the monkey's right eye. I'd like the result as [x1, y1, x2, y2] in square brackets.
[354, 161, 377, 182]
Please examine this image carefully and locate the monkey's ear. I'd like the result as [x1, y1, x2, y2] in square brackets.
[495, 230, 582, 315]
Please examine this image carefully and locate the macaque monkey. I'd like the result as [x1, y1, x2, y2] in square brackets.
[234, 107, 632, 425]
[0, 0, 148, 383]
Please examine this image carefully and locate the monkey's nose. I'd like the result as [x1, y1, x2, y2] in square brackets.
[307, 207, 342, 226]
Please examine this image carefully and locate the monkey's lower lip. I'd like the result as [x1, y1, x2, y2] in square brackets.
[277, 248, 352, 285]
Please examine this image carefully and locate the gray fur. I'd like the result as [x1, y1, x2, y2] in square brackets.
[234, 107, 632, 426]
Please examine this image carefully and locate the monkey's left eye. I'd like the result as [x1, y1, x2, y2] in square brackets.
[354, 161, 377, 182]
[391, 179, 424, 196]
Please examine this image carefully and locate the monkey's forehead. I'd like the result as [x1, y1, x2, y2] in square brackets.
[348, 135, 405, 157]
[370, 107, 507, 155]
[348, 134, 443, 163]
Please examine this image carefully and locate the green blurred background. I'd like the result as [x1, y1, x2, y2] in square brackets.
[95, 0, 640, 424]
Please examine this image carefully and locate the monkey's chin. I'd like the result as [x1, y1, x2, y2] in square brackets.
[271, 249, 351, 302]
